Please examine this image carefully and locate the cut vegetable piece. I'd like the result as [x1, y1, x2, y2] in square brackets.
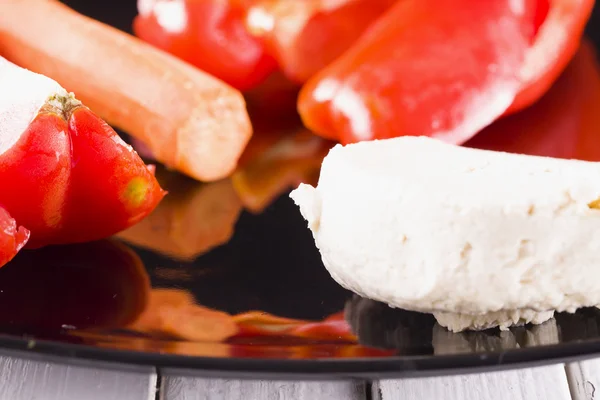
[298, 0, 538, 144]
[0, 57, 71, 246]
[0, 57, 164, 247]
[468, 41, 600, 161]
[246, 0, 395, 83]
[507, 0, 594, 114]
[60, 104, 166, 244]
[0, 110, 71, 247]
[0, 207, 29, 268]
[134, 0, 276, 91]
[0, 0, 252, 182]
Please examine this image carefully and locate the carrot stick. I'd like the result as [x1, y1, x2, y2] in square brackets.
[0, 0, 252, 182]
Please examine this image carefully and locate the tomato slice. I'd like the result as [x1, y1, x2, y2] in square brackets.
[246, 0, 396, 83]
[0, 207, 28, 267]
[0, 111, 70, 247]
[58, 106, 165, 245]
[298, 0, 540, 145]
[134, 0, 277, 91]
[0, 103, 164, 248]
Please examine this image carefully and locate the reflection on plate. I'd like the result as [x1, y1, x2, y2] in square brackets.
[345, 296, 563, 355]
[0, 240, 149, 334]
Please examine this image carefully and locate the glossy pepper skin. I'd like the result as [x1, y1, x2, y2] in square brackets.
[0, 93, 165, 249]
[507, 0, 595, 114]
[245, 0, 396, 83]
[298, 0, 543, 145]
[0, 207, 29, 268]
[468, 41, 600, 161]
[133, 0, 276, 91]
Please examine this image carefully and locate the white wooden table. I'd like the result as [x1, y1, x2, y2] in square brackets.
[0, 356, 597, 400]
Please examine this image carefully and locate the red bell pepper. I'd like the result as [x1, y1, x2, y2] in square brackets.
[0, 207, 28, 268]
[245, 0, 396, 83]
[0, 58, 165, 250]
[298, 0, 546, 145]
[468, 40, 600, 161]
[507, 0, 595, 114]
[133, 0, 277, 91]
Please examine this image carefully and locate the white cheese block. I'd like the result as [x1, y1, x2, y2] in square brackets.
[0, 57, 66, 155]
[290, 136, 600, 331]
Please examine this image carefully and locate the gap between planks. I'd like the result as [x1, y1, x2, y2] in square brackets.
[566, 358, 600, 400]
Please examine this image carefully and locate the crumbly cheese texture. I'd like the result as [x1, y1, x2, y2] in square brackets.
[290, 136, 600, 331]
[433, 309, 555, 332]
[0, 57, 66, 154]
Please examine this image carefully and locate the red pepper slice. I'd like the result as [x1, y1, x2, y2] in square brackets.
[508, 0, 594, 114]
[0, 207, 28, 267]
[245, 0, 396, 83]
[468, 40, 600, 161]
[134, 0, 277, 91]
[298, 0, 541, 145]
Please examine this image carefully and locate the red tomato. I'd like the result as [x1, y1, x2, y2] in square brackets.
[0, 90, 165, 248]
[298, 0, 542, 145]
[0, 111, 70, 247]
[134, 0, 276, 91]
[0, 207, 28, 268]
[58, 106, 166, 245]
[288, 319, 357, 341]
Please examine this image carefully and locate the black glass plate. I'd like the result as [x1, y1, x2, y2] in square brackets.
[5, 0, 600, 380]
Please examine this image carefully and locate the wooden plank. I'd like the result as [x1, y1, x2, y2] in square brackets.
[566, 359, 600, 400]
[0, 356, 157, 400]
[373, 365, 571, 400]
[161, 378, 366, 400]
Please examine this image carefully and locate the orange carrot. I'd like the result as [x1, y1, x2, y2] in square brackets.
[0, 0, 252, 182]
